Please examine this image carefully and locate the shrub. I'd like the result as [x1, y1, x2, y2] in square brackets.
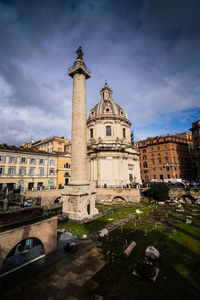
[145, 183, 169, 202]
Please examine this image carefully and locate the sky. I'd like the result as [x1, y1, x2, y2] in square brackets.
[0, 0, 200, 145]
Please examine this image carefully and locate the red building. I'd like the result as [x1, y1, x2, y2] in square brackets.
[138, 134, 193, 182]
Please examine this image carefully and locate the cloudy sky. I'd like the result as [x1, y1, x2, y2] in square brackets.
[0, 0, 200, 145]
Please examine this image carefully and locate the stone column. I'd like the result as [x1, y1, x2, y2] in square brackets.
[70, 69, 88, 184]
[62, 48, 98, 220]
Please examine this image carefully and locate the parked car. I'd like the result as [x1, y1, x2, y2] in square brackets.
[176, 182, 185, 188]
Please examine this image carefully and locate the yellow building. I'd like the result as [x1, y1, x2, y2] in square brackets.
[22, 136, 71, 153]
[0, 144, 57, 190]
[56, 153, 71, 186]
[0, 144, 72, 190]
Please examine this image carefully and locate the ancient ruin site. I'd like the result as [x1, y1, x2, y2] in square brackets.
[1, 1, 200, 299]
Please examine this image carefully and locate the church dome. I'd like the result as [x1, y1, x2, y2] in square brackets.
[88, 82, 129, 121]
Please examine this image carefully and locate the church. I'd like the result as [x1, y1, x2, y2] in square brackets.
[87, 82, 141, 187]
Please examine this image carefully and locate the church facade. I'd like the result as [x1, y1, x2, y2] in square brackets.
[87, 82, 141, 187]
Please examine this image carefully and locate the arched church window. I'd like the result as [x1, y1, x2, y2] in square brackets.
[123, 128, 126, 138]
[64, 162, 70, 168]
[106, 126, 111, 136]
[90, 128, 93, 138]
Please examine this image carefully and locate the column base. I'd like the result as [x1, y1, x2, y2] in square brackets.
[61, 182, 98, 221]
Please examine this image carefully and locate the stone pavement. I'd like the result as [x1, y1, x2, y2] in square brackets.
[2, 246, 106, 300]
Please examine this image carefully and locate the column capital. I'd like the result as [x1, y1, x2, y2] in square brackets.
[68, 58, 91, 79]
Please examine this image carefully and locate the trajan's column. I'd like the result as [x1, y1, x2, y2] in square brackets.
[62, 47, 98, 220]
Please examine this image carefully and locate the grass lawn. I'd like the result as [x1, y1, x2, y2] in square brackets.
[58, 203, 154, 237]
[93, 203, 200, 300]
[59, 202, 200, 299]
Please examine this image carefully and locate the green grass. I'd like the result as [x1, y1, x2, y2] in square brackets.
[58, 203, 154, 237]
[92, 203, 200, 300]
[59, 202, 200, 299]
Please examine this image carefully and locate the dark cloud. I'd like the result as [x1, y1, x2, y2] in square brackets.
[0, 0, 200, 144]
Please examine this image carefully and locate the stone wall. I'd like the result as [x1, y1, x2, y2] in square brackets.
[96, 188, 141, 203]
[0, 217, 58, 271]
[169, 188, 200, 202]
[21, 189, 62, 207]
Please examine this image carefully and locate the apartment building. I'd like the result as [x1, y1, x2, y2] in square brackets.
[0, 144, 58, 190]
[138, 134, 193, 182]
[22, 136, 71, 153]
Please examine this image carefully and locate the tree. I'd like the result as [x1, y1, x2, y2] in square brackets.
[145, 183, 169, 202]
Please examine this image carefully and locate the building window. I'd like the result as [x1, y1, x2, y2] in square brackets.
[50, 148, 53, 152]
[8, 168, 15, 175]
[150, 147, 153, 151]
[58, 142, 62, 145]
[158, 159, 162, 164]
[123, 128, 126, 138]
[0, 156, 5, 162]
[167, 174, 170, 179]
[153, 168, 156, 171]
[165, 158, 169, 164]
[106, 126, 111, 136]
[39, 159, 45, 164]
[153, 175, 156, 179]
[40, 168, 44, 176]
[50, 160, 55, 166]
[160, 167, 162, 171]
[58, 148, 62, 152]
[29, 168, 34, 175]
[158, 153, 160, 156]
[151, 154, 154, 157]
[10, 156, 16, 163]
[64, 162, 70, 168]
[21, 157, 27, 163]
[0, 167, 5, 175]
[19, 168, 26, 175]
[30, 158, 36, 164]
[49, 169, 55, 175]
[142, 149, 146, 153]
[157, 146, 160, 150]
[166, 166, 170, 171]
[143, 155, 147, 160]
[143, 162, 148, 168]
[90, 128, 93, 138]
[151, 159, 155, 165]
[164, 145, 167, 150]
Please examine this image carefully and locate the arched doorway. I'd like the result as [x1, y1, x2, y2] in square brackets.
[112, 196, 126, 202]
[64, 172, 70, 185]
[18, 180, 24, 191]
[48, 179, 55, 189]
[0, 237, 44, 275]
